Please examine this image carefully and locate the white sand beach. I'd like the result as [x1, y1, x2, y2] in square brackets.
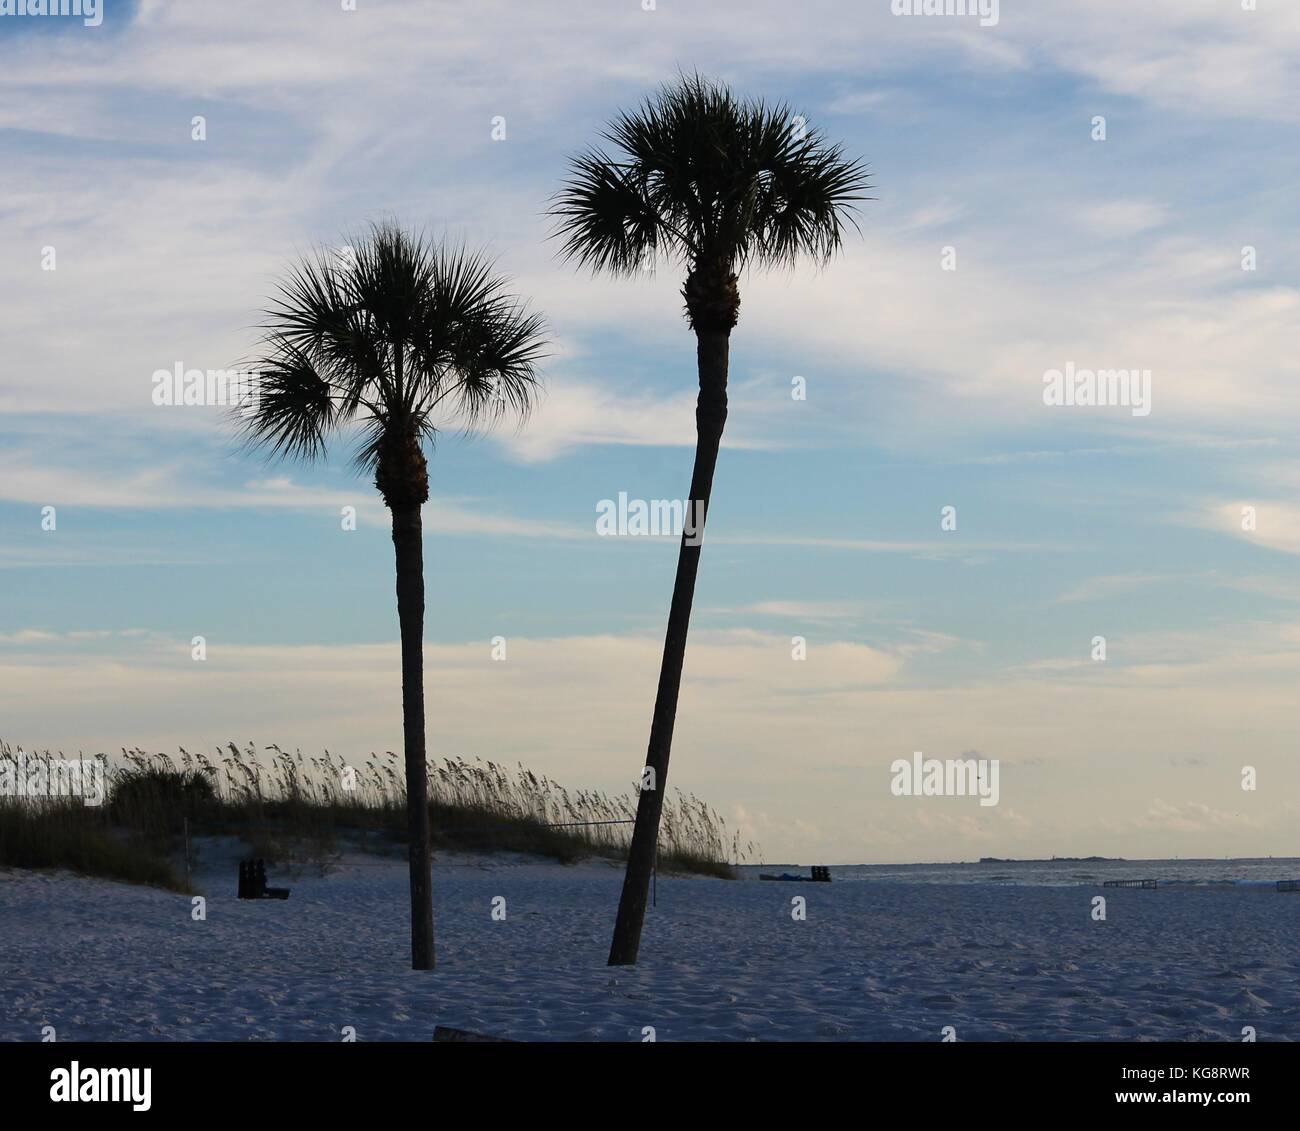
[3, 848, 1297, 1042]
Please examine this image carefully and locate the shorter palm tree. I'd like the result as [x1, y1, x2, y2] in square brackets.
[239, 221, 546, 970]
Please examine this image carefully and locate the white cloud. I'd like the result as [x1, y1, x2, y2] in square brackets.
[0, 449, 585, 539]
[5, 0, 1299, 458]
[500, 378, 776, 462]
[1015, 0, 1300, 124]
[1077, 199, 1168, 238]
[1197, 500, 1300, 557]
[712, 600, 871, 620]
[3, 622, 1298, 859]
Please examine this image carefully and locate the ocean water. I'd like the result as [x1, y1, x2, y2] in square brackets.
[740, 857, 1300, 888]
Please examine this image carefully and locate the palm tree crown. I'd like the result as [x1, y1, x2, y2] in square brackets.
[550, 72, 871, 330]
[242, 221, 546, 504]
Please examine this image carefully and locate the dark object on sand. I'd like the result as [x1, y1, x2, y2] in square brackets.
[760, 865, 831, 883]
[433, 1026, 514, 1042]
[1277, 880, 1300, 892]
[1103, 879, 1157, 889]
[238, 858, 290, 900]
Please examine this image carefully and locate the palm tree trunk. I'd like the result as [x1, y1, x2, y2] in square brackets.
[391, 502, 435, 970]
[608, 327, 729, 966]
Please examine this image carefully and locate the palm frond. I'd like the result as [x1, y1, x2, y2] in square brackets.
[240, 222, 547, 477]
[550, 71, 870, 277]
[550, 152, 674, 274]
[236, 337, 341, 463]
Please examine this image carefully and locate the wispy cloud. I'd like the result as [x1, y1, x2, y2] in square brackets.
[0, 450, 585, 539]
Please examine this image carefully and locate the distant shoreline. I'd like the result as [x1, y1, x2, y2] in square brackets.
[745, 855, 1295, 869]
[977, 856, 1121, 864]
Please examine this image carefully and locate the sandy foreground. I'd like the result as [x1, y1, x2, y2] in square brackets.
[2, 845, 1297, 1042]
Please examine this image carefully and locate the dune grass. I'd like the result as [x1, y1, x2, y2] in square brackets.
[0, 799, 188, 891]
[0, 741, 750, 890]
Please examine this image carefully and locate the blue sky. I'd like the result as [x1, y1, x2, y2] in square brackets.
[2, 0, 1299, 862]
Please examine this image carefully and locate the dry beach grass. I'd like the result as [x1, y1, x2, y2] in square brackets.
[0, 740, 748, 891]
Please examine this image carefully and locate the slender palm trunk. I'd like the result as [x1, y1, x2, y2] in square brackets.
[391, 502, 435, 970]
[608, 327, 729, 966]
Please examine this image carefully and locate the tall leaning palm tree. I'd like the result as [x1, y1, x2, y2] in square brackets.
[239, 222, 545, 970]
[552, 74, 870, 966]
